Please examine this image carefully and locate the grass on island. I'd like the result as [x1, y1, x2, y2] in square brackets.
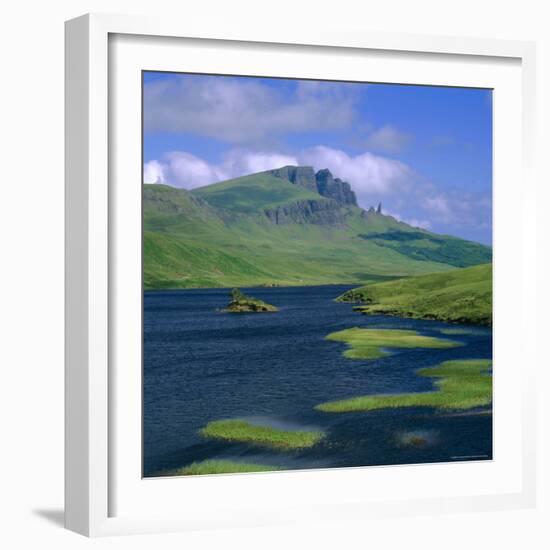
[200, 419, 325, 450]
[336, 263, 492, 326]
[316, 359, 492, 412]
[223, 288, 278, 313]
[326, 327, 461, 360]
[170, 459, 281, 476]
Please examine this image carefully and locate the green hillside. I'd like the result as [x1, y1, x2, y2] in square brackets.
[358, 229, 492, 268]
[192, 172, 325, 213]
[143, 168, 492, 289]
[336, 263, 492, 325]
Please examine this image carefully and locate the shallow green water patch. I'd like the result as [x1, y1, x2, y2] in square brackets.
[200, 419, 325, 450]
[316, 359, 492, 412]
[171, 459, 280, 476]
[326, 327, 461, 360]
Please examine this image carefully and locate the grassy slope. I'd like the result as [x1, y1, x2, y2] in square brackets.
[316, 359, 492, 412]
[360, 229, 492, 268]
[337, 263, 492, 326]
[192, 172, 324, 213]
[143, 179, 491, 289]
[326, 328, 461, 360]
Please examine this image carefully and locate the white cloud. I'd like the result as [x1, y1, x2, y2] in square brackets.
[222, 150, 299, 179]
[407, 219, 432, 230]
[144, 145, 414, 208]
[385, 209, 432, 230]
[424, 195, 452, 218]
[144, 152, 227, 189]
[419, 189, 492, 233]
[143, 145, 491, 241]
[143, 160, 165, 184]
[365, 125, 413, 153]
[144, 76, 358, 145]
[144, 150, 299, 189]
[297, 145, 416, 206]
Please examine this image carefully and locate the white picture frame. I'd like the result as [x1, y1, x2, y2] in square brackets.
[65, 12, 537, 537]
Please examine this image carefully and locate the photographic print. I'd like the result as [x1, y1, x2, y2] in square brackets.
[142, 72, 492, 478]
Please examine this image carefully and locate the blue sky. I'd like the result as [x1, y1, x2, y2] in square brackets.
[143, 72, 492, 244]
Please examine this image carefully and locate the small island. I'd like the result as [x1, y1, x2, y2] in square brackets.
[200, 419, 324, 449]
[223, 288, 278, 313]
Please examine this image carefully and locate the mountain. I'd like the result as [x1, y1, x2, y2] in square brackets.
[143, 166, 492, 289]
[268, 166, 358, 206]
[336, 263, 492, 326]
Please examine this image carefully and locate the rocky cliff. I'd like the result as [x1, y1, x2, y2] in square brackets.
[263, 197, 348, 226]
[314, 168, 358, 206]
[269, 166, 317, 192]
[269, 166, 358, 207]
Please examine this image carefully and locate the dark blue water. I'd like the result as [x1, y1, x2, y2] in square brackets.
[143, 285, 493, 476]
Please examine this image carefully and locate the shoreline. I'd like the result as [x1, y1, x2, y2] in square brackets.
[143, 282, 361, 293]
[144, 283, 492, 328]
[352, 307, 492, 328]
